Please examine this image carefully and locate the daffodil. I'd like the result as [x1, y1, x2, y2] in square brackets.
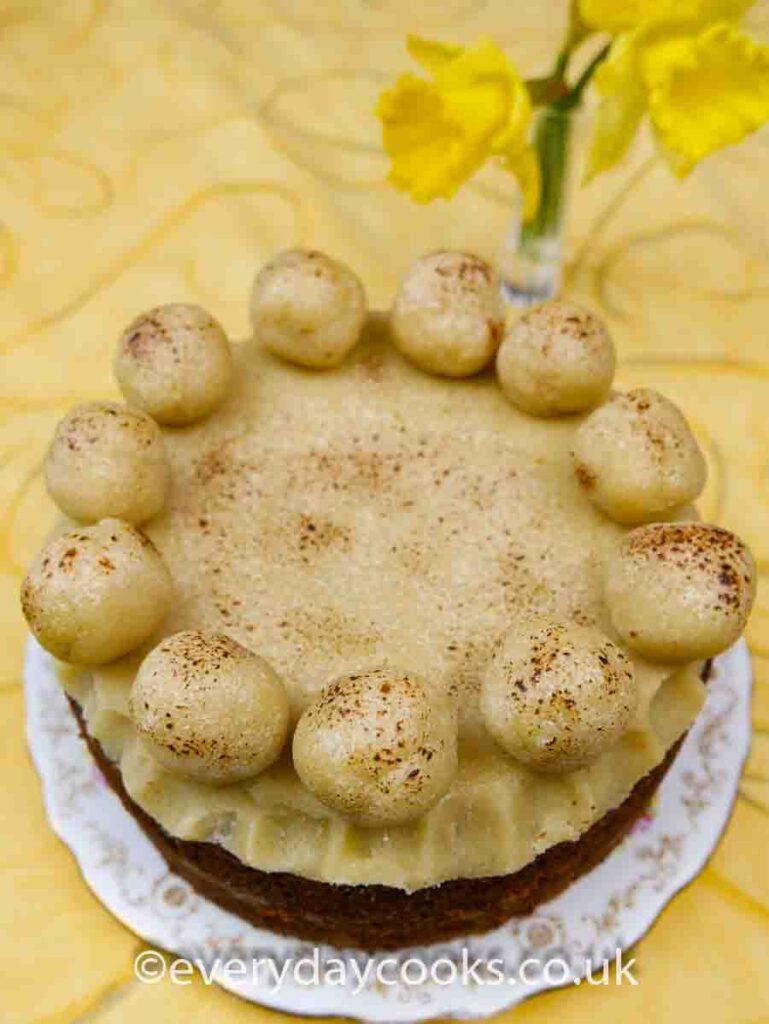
[375, 35, 540, 217]
[579, 0, 752, 35]
[375, 2, 769, 303]
[581, 0, 769, 178]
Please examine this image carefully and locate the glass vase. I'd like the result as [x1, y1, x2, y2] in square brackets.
[500, 104, 573, 307]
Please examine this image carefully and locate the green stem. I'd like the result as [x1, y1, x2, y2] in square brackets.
[552, 45, 571, 82]
[524, 0, 605, 108]
[526, 69, 569, 107]
[525, 24, 577, 106]
[524, 41, 610, 111]
[521, 105, 571, 244]
[559, 42, 611, 108]
[564, 0, 591, 51]
[518, 9, 612, 233]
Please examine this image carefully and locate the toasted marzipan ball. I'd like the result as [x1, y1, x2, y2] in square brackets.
[115, 303, 233, 425]
[21, 519, 172, 665]
[45, 402, 169, 525]
[481, 620, 637, 773]
[606, 522, 756, 663]
[129, 631, 290, 784]
[391, 251, 504, 378]
[250, 249, 367, 369]
[496, 301, 615, 416]
[292, 667, 457, 827]
[572, 388, 706, 525]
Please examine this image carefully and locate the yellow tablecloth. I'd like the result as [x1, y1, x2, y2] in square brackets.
[2, 2, 769, 1022]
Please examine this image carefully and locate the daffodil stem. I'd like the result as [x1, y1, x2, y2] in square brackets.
[520, 41, 610, 242]
[521, 106, 572, 246]
[525, 72, 569, 106]
[502, 104, 572, 305]
[525, 41, 610, 111]
[560, 42, 611, 108]
[503, 19, 611, 305]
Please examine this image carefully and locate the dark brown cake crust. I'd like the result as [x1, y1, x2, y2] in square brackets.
[67, 692, 695, 951]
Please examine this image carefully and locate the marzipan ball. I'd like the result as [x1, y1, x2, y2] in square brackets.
[250, 249, 367, 369]
[21, 518, 172, 665]
[292, 667, 457, 827]
[572, 388, 706, 524]
[481, 620, 637, 773]
[130, 631, 290, 784]
[496, 301, 615, 416]
[391, 251, 504, 377]
[115, 303, 233, 425]
[45, 402, 169, 525]
[606, 522, 756, 663]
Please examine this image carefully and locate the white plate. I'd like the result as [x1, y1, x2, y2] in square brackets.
[24, 638, 751, 1021]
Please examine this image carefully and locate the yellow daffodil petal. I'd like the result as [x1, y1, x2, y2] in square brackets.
[579, 0, 668, 34]
[406, 34, 463, 74]
[586, 93, 646, 179]
[375, 75, 488, 202]
[375, 36, 538, 209]
[499, 143, 541, 220]
[434, 36, 531, 143]
[579, 0, 753, 34]
[695, 0, 754, 21]
[489, 74, 533, 151]
[585, 33, 647, 178]
[643, 23, 769, 176]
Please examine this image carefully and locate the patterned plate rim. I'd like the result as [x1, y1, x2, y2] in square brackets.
[24, 637, 752, 1021]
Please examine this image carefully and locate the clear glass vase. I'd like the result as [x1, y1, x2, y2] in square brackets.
[499, 104, 573, 308]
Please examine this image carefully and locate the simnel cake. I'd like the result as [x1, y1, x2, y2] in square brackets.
[22, 249, 755, 950]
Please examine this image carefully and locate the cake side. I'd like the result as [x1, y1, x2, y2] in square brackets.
[69, 693, 688, 950]
[60, 651, 704, 890]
